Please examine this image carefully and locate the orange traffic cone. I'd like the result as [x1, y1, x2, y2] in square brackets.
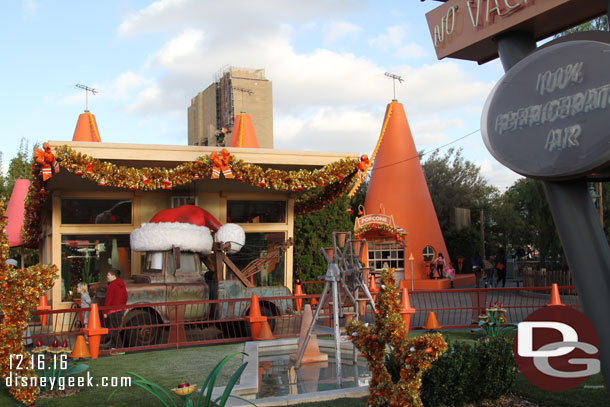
[547, 283, 565, 306]
[37, 294, 51, 327]
[294, 281, 304, 312]
[290, 304, 328, 363]
[83, 303, 108, 359]
[310, 297, 318, 308]
[245, 294, 267, 339]
[423, 311, 442, 330]
[369, 274, 379, 302]
[70, 335, 91, 359]
[256, 320, 275, 340]
[399, 288, 416, 333]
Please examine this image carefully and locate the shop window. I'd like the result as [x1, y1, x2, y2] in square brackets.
[227, 232, 286, 286]
[423, 245, 435, 262]
[227, 200, 286, 223]
[61, 234, 131, 301]
[368, 240, 404, 271]
[61, 199, 132, 224]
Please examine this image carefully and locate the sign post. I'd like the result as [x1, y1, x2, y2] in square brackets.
[481, 32, 610, 395]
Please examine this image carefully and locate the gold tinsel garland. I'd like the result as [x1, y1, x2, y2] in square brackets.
[0, 200, 58, 405]
[21, 145, 361, 248]
[346, 268, 448, 407]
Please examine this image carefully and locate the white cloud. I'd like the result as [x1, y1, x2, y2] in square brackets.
[411, 117, 462, 147]
[118, 0, 366, 38]
[324, 21, 361, 45]
[478, 158, 523, 191]
[22, 0, 39, 19]
[368, 25, 406, 50]
[396, 43, 427, 59]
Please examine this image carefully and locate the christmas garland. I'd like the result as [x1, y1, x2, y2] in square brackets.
[0, 201, 57, 405]
[346, 267, 447, 407]
[354, 222, 402, 240]
[22, 145, 362, 248]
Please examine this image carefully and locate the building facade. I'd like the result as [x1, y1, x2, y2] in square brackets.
[188, 67, 273, 148]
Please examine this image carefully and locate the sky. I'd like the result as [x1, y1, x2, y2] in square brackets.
[0, 0, 524, 190]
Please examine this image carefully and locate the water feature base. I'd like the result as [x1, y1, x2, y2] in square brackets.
[214, 338, 370, 406]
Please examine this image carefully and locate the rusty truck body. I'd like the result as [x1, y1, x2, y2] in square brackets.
[91, 244, 293, 346]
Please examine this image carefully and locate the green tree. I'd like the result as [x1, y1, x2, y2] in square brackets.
[422, 148, 496, 232]
[294, 195, 354, 286]
[556, 15, 608, 35]
[4, 138, 33, 199]
[492, 178, 565, 268]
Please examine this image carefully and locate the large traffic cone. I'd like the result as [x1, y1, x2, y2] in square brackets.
[70, 335, 91, 359]
[547, 283, 565, 306]
[290, 304, 328, 363]
[399, 288, 416, 333]
[369, 274, 379, 302]
[83, 303, 108, 359]
[294, 281, 304, 312]
[423, 311, 442, 330]
[37, 294, 51, 327]
[245, 294, 267, 340]
[256, 320, 275, 341]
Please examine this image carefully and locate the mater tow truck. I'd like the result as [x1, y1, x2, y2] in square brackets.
[90, 205, 293, 346]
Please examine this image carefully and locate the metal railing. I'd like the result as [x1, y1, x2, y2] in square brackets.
[24, 286, 578, 355]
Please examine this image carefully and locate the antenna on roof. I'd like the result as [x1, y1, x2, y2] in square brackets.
[384, 72, 403, 101]
[233, 87, 253, 113]
[75, 84, 98, 112]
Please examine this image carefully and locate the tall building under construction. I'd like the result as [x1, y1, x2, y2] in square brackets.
[188, 67, 273, 148]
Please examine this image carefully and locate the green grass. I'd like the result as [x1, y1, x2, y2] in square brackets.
[1, 343, 243, 407]
[3, 332, 609, 407]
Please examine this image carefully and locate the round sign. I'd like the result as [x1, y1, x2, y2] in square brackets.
[481, 39, 610, 180]
[513, 306, 600, 391]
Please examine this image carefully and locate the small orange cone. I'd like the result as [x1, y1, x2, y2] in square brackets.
[547, 283, 565, 306]
[294, 281, 304, 312]
[37, 294, 51, 327]
[369, 274, 379, 302]
[83, 303, 108, 359]
[256, 320, 275, 340]
[70, 335, 91, 359]
[245, 294, 267, 339]
[399, 288, 416, 333]
[310, 297, 318, 308]
[290, 304, 328, 363]
[423, 311, 442, 330]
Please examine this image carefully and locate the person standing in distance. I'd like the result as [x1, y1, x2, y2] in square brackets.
[103, 269, 128, 351]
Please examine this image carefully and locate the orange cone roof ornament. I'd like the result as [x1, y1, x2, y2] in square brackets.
[363, 101, 449, 283]
[229, 113, 259, 148]
[72, 111, 101, 142]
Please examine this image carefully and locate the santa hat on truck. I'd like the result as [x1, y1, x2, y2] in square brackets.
[130, 205, 245, 254]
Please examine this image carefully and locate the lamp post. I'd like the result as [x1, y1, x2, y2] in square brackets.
[409, 252, 415, 291]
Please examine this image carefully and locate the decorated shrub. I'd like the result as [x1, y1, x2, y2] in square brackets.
[420, 336, 517, 407]
[346, 268, 447, 407]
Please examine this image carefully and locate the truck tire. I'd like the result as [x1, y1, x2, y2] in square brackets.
[123, 310, 161, 347]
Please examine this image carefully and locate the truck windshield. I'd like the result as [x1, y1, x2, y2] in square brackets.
[145, 252, 163, 272]
[167, 252, 198, 273]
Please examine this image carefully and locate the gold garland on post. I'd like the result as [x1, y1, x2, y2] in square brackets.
[22, 145, 365, 248]
[346, 268, 447, 407]
[0, 201, 58, 405]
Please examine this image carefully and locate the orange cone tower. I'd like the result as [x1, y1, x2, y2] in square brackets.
[73, 111, 102, 142]
[364, 101, 449, 287]
[229, 113, 259, 148]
